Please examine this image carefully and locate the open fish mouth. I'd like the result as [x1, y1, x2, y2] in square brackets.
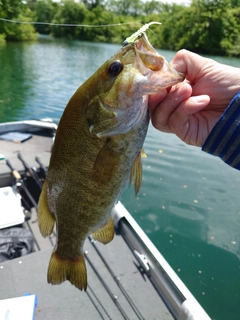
[134, 32, 185, 89]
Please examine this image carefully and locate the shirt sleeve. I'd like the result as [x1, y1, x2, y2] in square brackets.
[202, 91, 240, 170]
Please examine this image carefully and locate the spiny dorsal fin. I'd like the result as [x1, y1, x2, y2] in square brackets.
[130, 151, 143, 194]
[92, 217, 114, 245]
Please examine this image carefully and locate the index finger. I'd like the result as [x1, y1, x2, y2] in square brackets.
[148, 89, 168, 113]
[151, 82, 192, 133]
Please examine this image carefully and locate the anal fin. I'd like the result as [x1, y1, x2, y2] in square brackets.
[141, 149, 147, 158]
[92, 217, 114, 244]
[47, 252, 87, 291]
[38, 181, 55, 237]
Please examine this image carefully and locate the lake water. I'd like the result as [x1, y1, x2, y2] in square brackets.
[0, 36, 240, 320]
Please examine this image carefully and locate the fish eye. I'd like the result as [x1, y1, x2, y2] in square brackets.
[107, 61, 123, 77]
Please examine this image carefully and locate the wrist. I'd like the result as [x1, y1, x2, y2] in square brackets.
[202, 91, 240, 170]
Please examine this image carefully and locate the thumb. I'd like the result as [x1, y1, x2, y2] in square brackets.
[170, 49, 206, 83]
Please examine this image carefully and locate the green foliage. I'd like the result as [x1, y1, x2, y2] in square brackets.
[82, 0, 105, 10]
[0, 0, 24, 35]
[81, 6, 120, 42]
[51, 0, 88, 39]
[0, 1, 37, 41]
[143, 1, 163, 15]
[81, 8, 141, 43]
[106, 0, 144, 17]
[143, 0, 240, 56]
[0, 0, 24, 19]
[0, 33, 6, 44]
[228, 6, 240, 55]
[178, 0, 238, 55]
[34, 0, 57, 34]
[4, 15, 38, 41]
[0, 0, 239, 56]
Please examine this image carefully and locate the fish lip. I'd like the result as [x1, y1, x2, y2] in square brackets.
[178, 71, 185, 80]
[135, 32, 157, 54]
[133, 33, 164, 76]
[134, 33, 185, 89]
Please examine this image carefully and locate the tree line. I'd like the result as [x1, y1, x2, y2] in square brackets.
[0, 0, 239, 56]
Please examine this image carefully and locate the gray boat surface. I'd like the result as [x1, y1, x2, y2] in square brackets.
[0, 119, 211, 320]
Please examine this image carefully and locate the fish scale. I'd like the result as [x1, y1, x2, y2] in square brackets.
[37, 29, 185, 291]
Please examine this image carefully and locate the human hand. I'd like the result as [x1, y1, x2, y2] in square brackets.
[149, 49, 240, 147]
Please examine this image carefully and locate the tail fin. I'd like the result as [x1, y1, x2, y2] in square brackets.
[47, 252, 87, 291]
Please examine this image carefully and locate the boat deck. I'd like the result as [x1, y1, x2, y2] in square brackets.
[0, 124, 174, 320]
[0, 235, 173, 320]
[0, 125, 54, 188]
[0, 120, 212, 320]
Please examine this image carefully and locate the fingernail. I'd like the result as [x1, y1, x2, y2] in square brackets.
[172, 84, 190, 100]
[195, 95, 210, 104]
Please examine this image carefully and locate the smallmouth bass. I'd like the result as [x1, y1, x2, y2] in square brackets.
[38, 30, 184, 291]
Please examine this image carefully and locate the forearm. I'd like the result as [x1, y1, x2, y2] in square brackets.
[202, 92, 240, 170]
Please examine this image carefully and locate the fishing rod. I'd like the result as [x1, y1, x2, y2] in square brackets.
[88, 236, 145, 320]
[17, 152, 43, 189]
[86, 283, 112, 320]
[35, 156, 47, 179]
[6, 159, 41, 251]
[6, 159, 55, 247]
[0, 17, 140, 29]
[6, 159, 39, 210]
[84, 251, 130, 320]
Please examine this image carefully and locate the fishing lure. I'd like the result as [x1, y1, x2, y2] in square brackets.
[122, 21, 162, 47]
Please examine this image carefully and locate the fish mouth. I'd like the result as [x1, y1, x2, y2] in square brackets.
[134, 33, 185, 90]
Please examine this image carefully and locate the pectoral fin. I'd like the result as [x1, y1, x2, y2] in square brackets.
[93, 140, 119, 184]
[86, 96, 118, 137]
[38, 181, 55, 237]
[92, 217, 114, 244]
[130, 151, 143, 194]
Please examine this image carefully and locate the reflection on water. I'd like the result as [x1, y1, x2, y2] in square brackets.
[123, 125, 240, 256]
[0, 36, 240, 320]
[0, 36, 120, 122]
[0, 42, 34, 120]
